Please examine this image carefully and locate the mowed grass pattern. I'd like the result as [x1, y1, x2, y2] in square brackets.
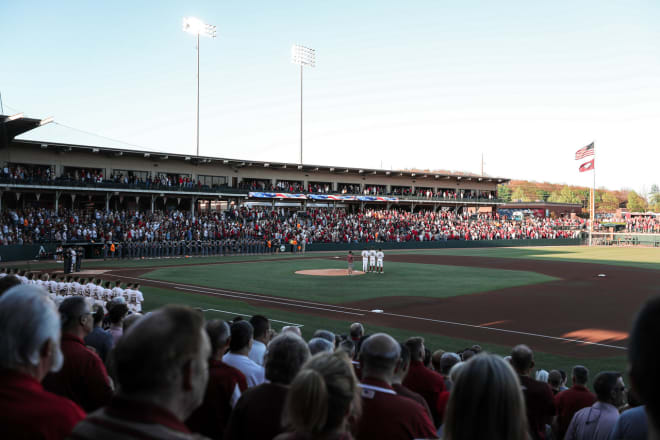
[144, 258, 557, 304]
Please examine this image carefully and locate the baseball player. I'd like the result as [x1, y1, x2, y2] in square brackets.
[376, 248, 385, 274]
[368, 248, 377, 273]
[361, 249, 369, 273]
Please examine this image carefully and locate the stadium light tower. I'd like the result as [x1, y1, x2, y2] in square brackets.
[291, 44, 315, 164]
[182, 17, 217, 157]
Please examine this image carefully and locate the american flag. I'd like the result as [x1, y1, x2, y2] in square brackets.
[575, 142, 594, 160]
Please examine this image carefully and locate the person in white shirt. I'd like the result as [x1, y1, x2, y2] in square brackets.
[111, 281, 124, 300]
[361, 249, 369, 273]
[103, 281, 113, 302]
[376, 248, 385, 274]
[223, 321, 265, 388]
[368, 248, 377, 273]
[132, 283, 144, 313]
[70, 277, 81, 295]
[248, 315, 271, 366]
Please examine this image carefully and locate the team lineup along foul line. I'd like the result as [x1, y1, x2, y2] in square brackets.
[112, 274, 627, 351]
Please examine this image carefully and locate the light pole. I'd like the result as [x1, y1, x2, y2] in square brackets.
[183, 17, 216, 157]
[291, 44, 315, 165]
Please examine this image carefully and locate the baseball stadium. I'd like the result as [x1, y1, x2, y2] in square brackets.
[3, 3, 660, 439]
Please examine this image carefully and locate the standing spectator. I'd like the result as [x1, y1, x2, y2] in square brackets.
[84, 304, 113, 363]
[554, 366, 597, 440]
[71, 305, 211, 439]
[223, 320, 265, 387]
[107, 303, 129, 346]
[564, 371, 626, 440]
[443, 354, 529, 440]
[391, 342, 433, 422]
[187, 320, 247, 440]
[548, 370, 563, 396]
[350, 322, 365, 343]
[42, 296, 113, 412]
[608, 404, 648, 440]
[0, 285, 85, 439]
[402, 336, 445, 427]
[275, 351, 360, 440]
[356, 333, 438, 439]
[226, 333, 310, 440]
[511, 344, 556, 440]
[248, 314, 271, 366]
[628, 296, 660, 440]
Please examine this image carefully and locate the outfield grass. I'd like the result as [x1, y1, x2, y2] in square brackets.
[143, 258, 557, 303]
[142, 285, 626, 386]
[400, 246, 660, 270]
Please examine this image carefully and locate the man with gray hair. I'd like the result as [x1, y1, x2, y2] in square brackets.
[356, 333, 438, 439]
[225, 332, 310, 440]
[308, 337, 335, 355]
[71, 305, 212, 439]
[43, 296, 113, 412]
[0, 285, 85, 438]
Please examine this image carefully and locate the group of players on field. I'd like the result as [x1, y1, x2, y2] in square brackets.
[346, 248, 385, 275]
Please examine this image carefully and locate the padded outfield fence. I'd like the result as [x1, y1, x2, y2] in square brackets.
[589, 232, 660, 247]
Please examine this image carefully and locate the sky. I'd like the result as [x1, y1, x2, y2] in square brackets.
[1, 1, 659, 193]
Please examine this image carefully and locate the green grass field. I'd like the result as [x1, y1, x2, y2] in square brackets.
[143, 258, 557, 303]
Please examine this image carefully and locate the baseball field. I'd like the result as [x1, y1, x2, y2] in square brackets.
[23, 245, 660, 380]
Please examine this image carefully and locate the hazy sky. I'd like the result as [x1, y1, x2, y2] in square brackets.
[2, 1, 659, 192]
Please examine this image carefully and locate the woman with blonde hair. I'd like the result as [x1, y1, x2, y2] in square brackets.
[443, 353, 530, 440]
[275, 351, 361, 440]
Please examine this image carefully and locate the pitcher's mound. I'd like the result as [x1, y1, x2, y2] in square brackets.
[296, 269, 365, 276]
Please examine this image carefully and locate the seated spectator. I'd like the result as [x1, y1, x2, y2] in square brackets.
[548, 370, 562, 395]
[84, 304, 113, 362]
[349, 322, 364, 342]
[187, 320, 247, 439]
[308, 337, 335, 355]
[223, 320, 265, 387]
[402, 336, 445, 428]
[282, 325, 302, 337]
[0, 274, 21, 296]
[511, 344, 555, 440]
[276, 351, 360, 440]
[554, 365, 596, 440]
[0, 285, 85, 439]
[71, 305, 211, 439]
[107, 302, 129, 345]
[439, 352, 461, 390]
[226, 333, 310, 440]
[42, 296, 113, 412]
[356, 333, 437, 439]
[443, 354, 529, 440]
[313, 329, 336, 345]
[565, 371, 625, 440]
[338, 339, 356, 360]
[248, 314, 271, 366]
[122, 312, 143, 332]
[629, 296, 660, 440]
[391, 342, 433, 421]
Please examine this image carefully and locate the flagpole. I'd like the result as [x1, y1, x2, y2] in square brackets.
[589, 142, 595, 246]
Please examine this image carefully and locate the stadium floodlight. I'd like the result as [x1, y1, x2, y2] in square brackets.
[182, 17, 217, 157]
[5, 113, 24, 122]
[39, 116, 54, 126]
[291, 44, 315, 164]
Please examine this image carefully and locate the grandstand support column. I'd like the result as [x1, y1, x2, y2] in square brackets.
[0, 191, 2, 211]
[410, 203, 414, 213]
[55, 191, 60, 212]
[386, 202, 391, 210]
[191, 196, 196, 218]
[105, 193, 110, 212]
[150, 195, 155, 213]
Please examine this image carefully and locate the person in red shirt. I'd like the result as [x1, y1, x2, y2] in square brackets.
[356, 333, 438, 439]
[187, 319, 248, 439]
[402, 336, 446, 427]
[511, 344, 556, 440]
[0, 285, 85, 439]
[553, 366, 597, 440]
[42, 296, 113, 412]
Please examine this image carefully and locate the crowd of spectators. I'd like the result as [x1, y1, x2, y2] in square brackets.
[625, 216, 660, 234]
[0, 206, 586, 246]
[0, 279, 658, 440]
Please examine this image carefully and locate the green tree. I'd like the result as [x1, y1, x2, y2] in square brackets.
[497, 184, 512, 202]
[598, 192, 620, 212]
[510, 187, 528, 202]
[627, 191, 648, 213]
[648, 185, 660, 212]
[535, 189, 550, 202]
[547, 190, 562, 203]
[558, 186, 582, 204]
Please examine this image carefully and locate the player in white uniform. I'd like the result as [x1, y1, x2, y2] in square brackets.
[361, 249, 369, 273]
[133, 283, 144, 313]
[112, 281, 124, 301]
[376, 248, 385, 274]
[368, 248, 377, 273]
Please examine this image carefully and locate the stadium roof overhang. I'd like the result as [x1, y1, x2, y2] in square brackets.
[1, 114, 45, 148]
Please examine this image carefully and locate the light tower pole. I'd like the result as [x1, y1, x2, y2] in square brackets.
[291, 44, 315, 165]
[183, 17, 216, 157]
